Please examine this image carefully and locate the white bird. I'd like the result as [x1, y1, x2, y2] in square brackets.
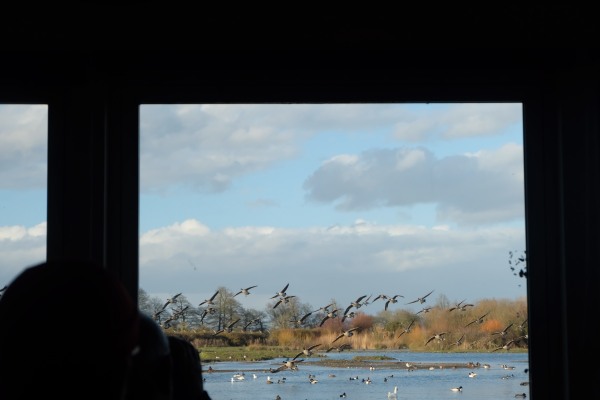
[232, 372, 245, 380]
[388, 386, 398, 399]
[451, 386, 463, 392]
[468, 371, 477, 378]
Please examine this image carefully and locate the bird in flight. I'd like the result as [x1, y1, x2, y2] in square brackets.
[332, 327, 360, 344]
[319, 308, 341, 327]
[371, 294, 390, 303]
[406, 290, 434, 305]
[448, 299, 474, 312]
[341, 310, 355, 323]
[465, 311, 490, 327]
[234, 286, 257, 297]
[278, 358, 304, 371]
[491, 322, 514, 337]
[270, 283, 289, 299]
[397, 319, 416, 338]
[326, 343, 352, 352]
[384, 294, 404, 311]
[273, 295, 296, 309]
[243, 318, 261, 331]
[425, 332, 447, 345]
[213, 318, 240, 335]
[291, 311, 313, 326]
[344, 295, 368, 315]
[416, 306, 433, 315]
[293, 344, 321, 359]
[199, 290, 219, 306]
[161, 292, 182, 310]
[450, 334, 465, 346]
[492, 338, 518, 352]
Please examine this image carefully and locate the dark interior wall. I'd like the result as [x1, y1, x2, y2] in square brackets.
[1, 6, 599, 400]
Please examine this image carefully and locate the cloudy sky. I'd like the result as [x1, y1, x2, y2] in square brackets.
[1, 103, 527, 314]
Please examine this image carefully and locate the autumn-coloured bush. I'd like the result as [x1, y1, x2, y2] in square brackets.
[351, 313, 374, 330]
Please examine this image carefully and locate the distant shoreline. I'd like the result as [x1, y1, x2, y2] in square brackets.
[203, 359, 502, 373]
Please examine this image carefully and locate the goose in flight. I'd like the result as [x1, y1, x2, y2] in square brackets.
[234, 285, 257, 297]
[313, 303, 335, 313]
[293, 344, 321, 359]
[465, 311, 490, 327]
[243, 318, 261, 331]
[384, 294, 404, 311]
[492, 338, 518, 352]
[326, 343, 352, 352]
[344, 295, 368, 315]
[213, 318, 240, 335]
[448, 299, 474, 312]
[273, 295, 296, 309]
[372, 294, 390, 303]
[279, 358, 304, 371]
[270, 283, 289, 299]
[397, 319, 416, 337]
[290, 311, 313, 326]
[319, 308, 341, 326]
[406, 290, 434, 305]
[416, 306, 433, 314]
[161, 292, 182, 309]
[361, 294, 373, 306]
[332, 327, 360, 344]
[199, 290, 219, 306]
[152, 308, 166, 321]
[425, 332, 447, 345]
[341, 310, 355, 323]
[492, 322, 514, 337]
[450, 334, 465, 346]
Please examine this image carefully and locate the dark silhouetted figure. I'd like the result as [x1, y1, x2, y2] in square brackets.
[126, 313, 173, 400]
[168, 335, 212, 400]
[0, 260, 140, 400]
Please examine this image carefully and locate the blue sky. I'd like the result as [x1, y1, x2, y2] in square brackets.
[0, 103, 527, 314]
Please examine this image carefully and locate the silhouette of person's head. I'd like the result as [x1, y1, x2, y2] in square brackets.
[126, 313, 173, 400]
[0, 259, 140, 400]
[168, 335, 212, 400]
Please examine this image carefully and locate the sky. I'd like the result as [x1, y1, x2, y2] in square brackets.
[0, 103, 527, 315]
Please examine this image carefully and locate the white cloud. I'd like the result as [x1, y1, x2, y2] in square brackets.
[139, 103, 522, 195]
[304, 144, 524, 226]
[137, 218, 526, 310]
[0, 105, 48, 189]
[0, 223, 46, 286]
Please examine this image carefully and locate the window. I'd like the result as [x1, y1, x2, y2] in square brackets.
[138, 103, 527, 337]
[0, 104, 48, 288]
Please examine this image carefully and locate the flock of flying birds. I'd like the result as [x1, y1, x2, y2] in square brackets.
[153, 283, 437, 333]
[152, 283, 528, 355]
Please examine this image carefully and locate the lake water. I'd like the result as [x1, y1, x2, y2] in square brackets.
[201, 351, 529, 400]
